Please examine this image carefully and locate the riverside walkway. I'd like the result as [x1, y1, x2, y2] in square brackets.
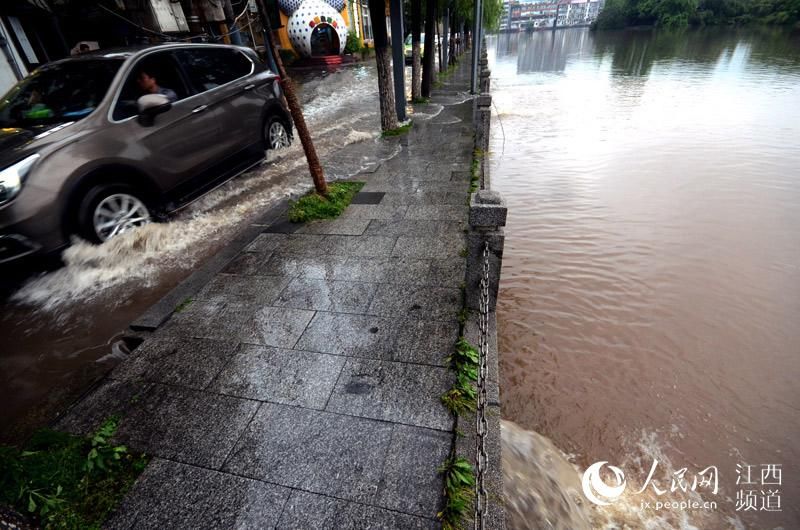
[58, 61, 477, 528]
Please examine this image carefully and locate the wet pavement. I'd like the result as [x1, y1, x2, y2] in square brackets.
[53, 62, 476, 525]
[0, 64, 404, 444]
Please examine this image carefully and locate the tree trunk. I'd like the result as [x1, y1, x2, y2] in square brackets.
[368, 0, 398, 131]
[255, 0, 327, 195]
[411, 0, 422, 100]
[437, 5, 443, 73]
[421, 0, 435, 96]
[449, 11, 456, 64]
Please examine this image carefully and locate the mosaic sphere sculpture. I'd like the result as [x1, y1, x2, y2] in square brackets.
[285, 0, 348, 57]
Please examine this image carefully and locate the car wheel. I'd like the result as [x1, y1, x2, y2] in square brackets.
[264, 115, 292, 150]
[77, 184, 152, 243]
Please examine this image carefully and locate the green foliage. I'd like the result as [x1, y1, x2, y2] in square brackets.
[344, 30, 363, 54]
[593, 0, 800, 28]
[0, 418, 149, 529]
[482, 0, 506, 30]
[437, 457, 476, 530]
[441, 338, 479, 415]
[381, 121, 413, 137]
[174, 297, 192, 313]
[288, 181, 365, 223]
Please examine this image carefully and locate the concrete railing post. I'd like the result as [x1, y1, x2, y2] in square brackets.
[466, 190, 507, 313]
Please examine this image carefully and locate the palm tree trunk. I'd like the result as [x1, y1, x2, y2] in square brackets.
[421, 0, 436, 97]
[368, 0, 399, 131]
[411, 0, 422, 100]
[255, 0, 327, 195]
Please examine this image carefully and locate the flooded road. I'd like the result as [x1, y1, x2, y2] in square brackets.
[0, 64, 397, 442]
[490, 28, 800, 529]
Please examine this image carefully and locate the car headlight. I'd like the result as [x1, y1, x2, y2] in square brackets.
[0, 154, 39, 205]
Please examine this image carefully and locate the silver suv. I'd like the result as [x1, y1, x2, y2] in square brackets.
[0, 43, 293, 264]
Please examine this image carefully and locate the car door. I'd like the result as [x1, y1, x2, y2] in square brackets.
[174, 47, 266, 154]
[109, 50, 223, 192]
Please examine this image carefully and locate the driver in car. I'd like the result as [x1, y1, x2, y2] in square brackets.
[136, 69, 178, 103]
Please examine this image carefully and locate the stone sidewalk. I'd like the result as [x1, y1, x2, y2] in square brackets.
[57, 63, 476, 529]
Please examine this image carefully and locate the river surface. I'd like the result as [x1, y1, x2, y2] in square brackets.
[490, 28, 800, 529]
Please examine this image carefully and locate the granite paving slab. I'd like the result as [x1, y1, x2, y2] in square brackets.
[404, 204, 468, 222]
[392, 234, 466, 259]
[360, 180, 467, 193]
[379, 191, 468, 206]
[294, 312, 396, 360]
[105, 459, 290, 530]
[296, 312, 456, 367]
[325, 359, 453, 430]
[223, 403, 393, 503]
[56, 378, 152, 436]
[260, 253, 347, 279]
[244, 233, 287, 253]
[209, 344, 344, 409]
[194, 274, 291, 305]
[276, 490, 437, 529]
[323, 235, 398, 257]
[221, 251, 271, 275]
[296, 216, 371, 236]
[338, 204, 409, 220]
[368, 284, 462, 321]
[330, 256, 432, 284]
[109, 336, 238, 391]
[376, 425, 452, 516]
[116, 384, 259, 469]
[363, 219, 467, 238]
[239, 305, 315, 348]
[274, 278, 378, 313]
[159, 300, 254, 341]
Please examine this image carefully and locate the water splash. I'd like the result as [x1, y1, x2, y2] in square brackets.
[502, 420, 747, 530]
[11, 65, 388, 312]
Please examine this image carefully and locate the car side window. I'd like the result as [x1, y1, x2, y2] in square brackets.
[174, 48, 253, 93]
[112, 52, 190, 121]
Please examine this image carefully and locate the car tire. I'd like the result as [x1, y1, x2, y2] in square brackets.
[264, 114, 292, 150]
[76, 183, 152, 244]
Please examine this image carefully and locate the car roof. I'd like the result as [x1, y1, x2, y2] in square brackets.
[44, 43, 251, 68]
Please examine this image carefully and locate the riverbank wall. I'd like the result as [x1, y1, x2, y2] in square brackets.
[459, 42, 508, 529]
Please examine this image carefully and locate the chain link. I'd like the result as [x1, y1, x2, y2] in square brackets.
[475, 240, 490, 530]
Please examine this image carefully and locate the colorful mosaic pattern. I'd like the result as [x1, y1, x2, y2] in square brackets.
[278, 0, 345, 15]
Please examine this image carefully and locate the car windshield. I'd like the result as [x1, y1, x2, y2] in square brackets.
[0, 59, 123, 128]
[405, 34, 425, 45]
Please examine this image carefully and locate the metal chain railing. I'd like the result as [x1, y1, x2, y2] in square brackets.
[475, 240, 490, 529]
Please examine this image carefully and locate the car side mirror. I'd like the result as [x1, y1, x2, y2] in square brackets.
[136, 94, 171, 126]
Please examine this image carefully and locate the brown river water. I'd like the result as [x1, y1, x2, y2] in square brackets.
[490, 28, 800, 529]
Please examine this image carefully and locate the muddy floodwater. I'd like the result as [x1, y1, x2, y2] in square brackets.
[0, 65, 404, 442]
[490, 28, 800, 529]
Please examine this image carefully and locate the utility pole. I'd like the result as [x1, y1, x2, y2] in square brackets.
[389, 0, 406, 121]
[470, 0, 483, 93]
[254, 0, 328, 195]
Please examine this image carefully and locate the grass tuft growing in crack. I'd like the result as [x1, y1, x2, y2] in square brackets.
[381, 121, 413, 138]
[437, 456, 476, 530]
[441, 338, 479, 415]
[174, 297, 192, 313]
[288, 181, 364, 223]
